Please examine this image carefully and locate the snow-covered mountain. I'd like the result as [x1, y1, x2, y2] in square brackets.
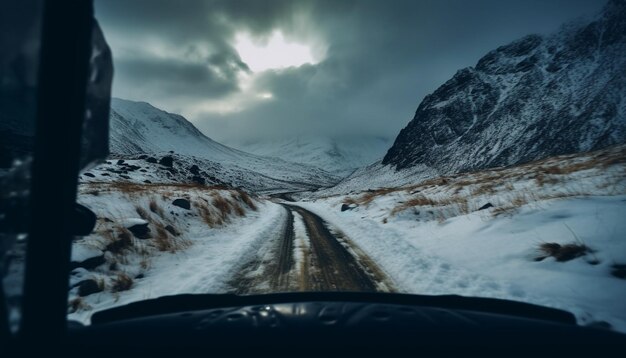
[107, 98, 339, 192]
[382, 0, 626, 174]
[230, 136, 392, 177]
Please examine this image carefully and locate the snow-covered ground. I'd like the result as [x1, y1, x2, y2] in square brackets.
[295, 145, 626, 331]
[69, 144, 626, 333]
[79, 153, 333, 195]
[68, 182, 286, 324]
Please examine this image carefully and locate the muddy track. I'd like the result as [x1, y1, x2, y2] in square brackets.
[285, 205, 390, 292]
[230, 203, 394, 294]
[268, 208, 294, 291]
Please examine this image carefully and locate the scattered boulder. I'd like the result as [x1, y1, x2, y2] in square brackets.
[159, 156, 174, 167]
[144, 180, 152, 184]
[164, 224, 179, 236]
[83, 172, 95, 178]
[137, 154, 148, 160]
[191, 175, 205, 185]
[69, 254, 105, 271]
[341, 203, 358, 212]
[105, 233, 132, 253]
[145, 157, 158, 164]
[126, 221, 151, 240]
[172, 198, 191, 210]
[101, 173, 110, 176]
[611, 264, 626, 279]
[116, 159, 125, 165]
[478, 203, 494, 211]
[77, 279, 102, 297]
[188, 165, 200, 175]
[71, 203, 97, 236]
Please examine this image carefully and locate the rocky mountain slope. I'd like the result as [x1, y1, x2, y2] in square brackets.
[382, 0, 626, 174]
[106, 98, 338, 193]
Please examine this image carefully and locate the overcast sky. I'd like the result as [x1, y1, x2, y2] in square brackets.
[95, 0, 606, 144]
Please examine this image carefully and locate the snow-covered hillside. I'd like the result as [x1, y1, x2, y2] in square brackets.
[383, 0, 626, 174]
[69, 182, 285, 324]
[230, 136, 392, 177]
[298, 144, 626, 331]
[108, 98, 339, 192]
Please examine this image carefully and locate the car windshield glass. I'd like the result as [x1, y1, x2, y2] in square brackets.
[36, 0, 626, 332]
[0, 0, 44, 333]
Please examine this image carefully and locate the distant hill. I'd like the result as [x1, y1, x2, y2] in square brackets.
[108, 98, 339, 192]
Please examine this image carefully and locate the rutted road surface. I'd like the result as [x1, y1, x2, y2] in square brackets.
[229, 203, 395, 294]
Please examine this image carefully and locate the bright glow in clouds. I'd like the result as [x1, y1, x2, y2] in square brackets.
[183, 31, 314, 116]
[235, 31, 316, 72]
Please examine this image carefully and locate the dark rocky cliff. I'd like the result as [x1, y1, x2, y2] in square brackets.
[383, 0, 626, 173]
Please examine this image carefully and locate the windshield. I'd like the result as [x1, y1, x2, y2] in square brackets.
[9, 0, 625, 332]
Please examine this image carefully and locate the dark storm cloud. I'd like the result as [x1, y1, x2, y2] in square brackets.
[95, 0, 606, 143]
[114, 56, 240, 101]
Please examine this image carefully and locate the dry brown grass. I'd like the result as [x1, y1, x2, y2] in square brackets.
[535, 242, 591, 262]
[195, 201, 217, 227]
[342, 197, 357, 207]
[68, 297, 90, 313]
[149, 199, 164, 217]
[232, 201, 245, 217]
[140, 259, 150, 270]
[471, 183, 497, 196]
[534, 172, 559, 187]
[154, 225, 173, 252]
[212, 194, 232, 221]
[457, 198, 469, 215]
[345, 187, 398, 207]
[391, 195, 438, 215]
[111, 273, 133, 292]
[491, 205, 516, 217]
[135, 206, 150, 220]
[418, 176, 451, 187]
[105, 228, 133, 254]
[151, 221, 190, 253]
[511, 194, 528, 207]
[389, 193, 474, 217]
[490, 193, 532, 217]
[238, 191, 257, 211]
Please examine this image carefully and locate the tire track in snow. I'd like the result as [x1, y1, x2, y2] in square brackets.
[285, 204, 394, 292]
[229, 202, 395, 293]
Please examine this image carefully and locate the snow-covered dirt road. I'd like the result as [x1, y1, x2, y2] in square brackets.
[229, 204, 395, 294]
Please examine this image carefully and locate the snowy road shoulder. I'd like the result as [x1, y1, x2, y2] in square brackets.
[295, 195, 626, 332]
[69, 185, 286, 324]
